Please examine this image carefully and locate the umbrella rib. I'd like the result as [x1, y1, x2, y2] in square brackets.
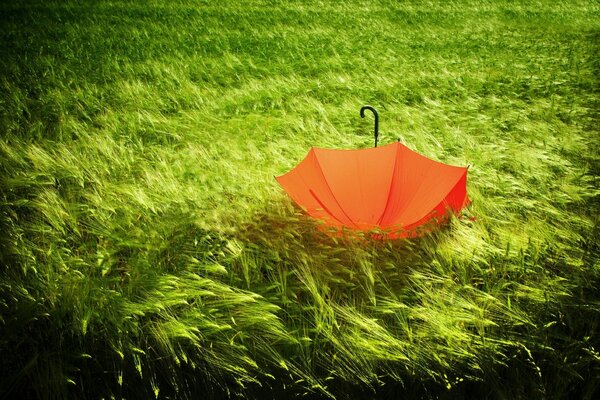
[312, 150, 360, 229]
[376, 142, 401, 226]
[402, 167, 467, 227]
[395, 160, 435, 226]
[309, 189, 348, 226]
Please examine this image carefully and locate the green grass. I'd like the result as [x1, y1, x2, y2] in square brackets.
[1, 0, 599, 398]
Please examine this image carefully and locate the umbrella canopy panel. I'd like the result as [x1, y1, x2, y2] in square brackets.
[276, 142, 469, 236]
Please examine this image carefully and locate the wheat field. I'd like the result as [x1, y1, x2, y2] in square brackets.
[0, 1, 598, 399]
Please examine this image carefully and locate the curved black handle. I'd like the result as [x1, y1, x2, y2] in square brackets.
[360, 105, 379, 147]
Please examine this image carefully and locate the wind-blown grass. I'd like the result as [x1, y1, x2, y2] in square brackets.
[1, 0, 599, 399]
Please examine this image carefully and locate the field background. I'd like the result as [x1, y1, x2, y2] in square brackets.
[1, 0, 598, 399]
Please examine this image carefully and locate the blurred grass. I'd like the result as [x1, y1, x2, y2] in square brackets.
[0, 0, 599, 399]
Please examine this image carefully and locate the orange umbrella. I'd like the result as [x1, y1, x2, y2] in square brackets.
[276, 106, 470, 238]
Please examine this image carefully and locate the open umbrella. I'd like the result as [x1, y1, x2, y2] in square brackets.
[276, 106, 470, 238]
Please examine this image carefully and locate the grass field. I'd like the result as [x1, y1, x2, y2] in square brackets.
[1, 0, 599, 398]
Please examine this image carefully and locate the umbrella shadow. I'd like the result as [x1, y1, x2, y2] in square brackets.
[233, 200, 451, 305]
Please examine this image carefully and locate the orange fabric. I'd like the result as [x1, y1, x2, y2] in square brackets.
[276, 142, 470, 237]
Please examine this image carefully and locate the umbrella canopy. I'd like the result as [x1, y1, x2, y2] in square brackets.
[276, 107, 470, 238]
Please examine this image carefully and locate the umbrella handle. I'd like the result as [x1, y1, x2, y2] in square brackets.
[360, 105, 379, 147]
